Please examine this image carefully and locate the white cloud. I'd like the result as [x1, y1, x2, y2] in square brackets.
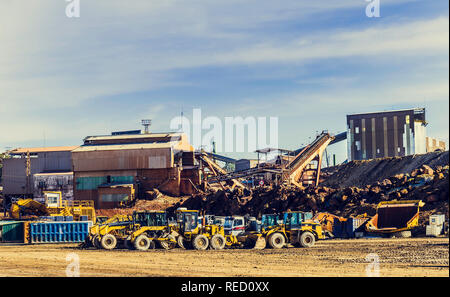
[0, 0, 448, 148]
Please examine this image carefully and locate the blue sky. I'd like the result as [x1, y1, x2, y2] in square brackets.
[0, 0, 448, 163]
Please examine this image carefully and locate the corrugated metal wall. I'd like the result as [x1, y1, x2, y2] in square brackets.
[72, 148, 173, 172]
[347, 109, 427, 161]
[1, 152, 72, 195]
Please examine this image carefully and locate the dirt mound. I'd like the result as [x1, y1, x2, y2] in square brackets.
[322, 151, 449, 188]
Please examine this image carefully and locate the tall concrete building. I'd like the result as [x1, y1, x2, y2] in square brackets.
[347, 108, 427, 161]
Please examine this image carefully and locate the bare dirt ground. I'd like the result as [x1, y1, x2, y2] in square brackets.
[0, 237, 448, 277]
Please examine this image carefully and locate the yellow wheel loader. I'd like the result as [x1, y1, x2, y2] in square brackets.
[244, 211, 325, 250]
[127, 211, 177, 251]
[175, 209, 227, 250]
[83, 214, 134, 249]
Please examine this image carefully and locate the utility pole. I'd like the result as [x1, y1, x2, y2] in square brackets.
[25, 151, 31, 197]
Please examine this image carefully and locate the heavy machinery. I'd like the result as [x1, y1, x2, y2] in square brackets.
[9, 191, 96, 222]
[84, 214, 133, 249]
[175, 209, 227, 250]
[127, 211, 176, 251]
[313, 212, 348, 238]
[246, 211, 325, 249]
[365, 200, 425, 238]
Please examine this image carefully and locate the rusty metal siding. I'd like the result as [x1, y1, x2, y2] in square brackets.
[37, 151, 73, 172]
[72, 148, 172, 172]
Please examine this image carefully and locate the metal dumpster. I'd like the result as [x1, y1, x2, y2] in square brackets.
[0, 221, 25, 243]
[28, 221, 93, 244]
[366, 200, 425, 235]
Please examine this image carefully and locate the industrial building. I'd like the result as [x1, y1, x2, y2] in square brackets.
[347, 108, 429, 161]
[1, 146, 77, 200]
[426, 136, 446, 152]
[72, 132, 200, 208]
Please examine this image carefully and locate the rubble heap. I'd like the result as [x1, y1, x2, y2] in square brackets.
[168, 165, 449, 223]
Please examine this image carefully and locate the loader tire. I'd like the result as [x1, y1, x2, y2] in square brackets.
[134, 235, 151, 251]
[159, 235, 177, 250]
[299, 232, 315, 248]
[93, 235, 101, 249]
[268, 232, 285, 249]
[101, 234, 118, 250]
[210, 234, 226, 250]
[192, 235, 209, 250]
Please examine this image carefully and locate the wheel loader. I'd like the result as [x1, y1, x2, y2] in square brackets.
[82, 214, 134, 249]
[175, 209, 228, 250]
[244, 211, 325, 249]
[126, 211, 177, 251]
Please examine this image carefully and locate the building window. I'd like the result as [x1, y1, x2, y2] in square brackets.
[355, 127, 360, 134]
[377, 148, 380, 154]
[398, 147, 401, 153]
[355, 141, 361, 151]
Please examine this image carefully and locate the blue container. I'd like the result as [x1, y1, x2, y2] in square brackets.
[54, 216, 65, 222]
[29, 222, 92, 244]
[80, 216, 89, 222]
[64, 216, 74, 222]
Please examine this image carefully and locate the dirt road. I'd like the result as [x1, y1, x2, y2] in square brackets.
[0, 238, 448, 277]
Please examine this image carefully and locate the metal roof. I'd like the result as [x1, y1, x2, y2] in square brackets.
[10, 146, 79, 154]
[72, 142, 181, 153]
[347, 107, 425, 117]
[84, 132, 184, 142]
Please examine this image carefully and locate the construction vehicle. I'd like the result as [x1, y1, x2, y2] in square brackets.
[175, 208, 228, 250]
[245, 211, 325, 249]
[84, 214, 133, 249]
[126, 211, 177, 251]
[313, 212, 348, 238]
[365, 200, 425, 238]
[9, 191, 96, 222]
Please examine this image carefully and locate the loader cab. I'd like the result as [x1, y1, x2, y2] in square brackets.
[176, 210, 199, 233]
[261, 214, 281, 229]
[44, 191, 63, 208]
[230, 216, 246, 236]
[133, 211, 167, 227]
[283, 211, 314, 230]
